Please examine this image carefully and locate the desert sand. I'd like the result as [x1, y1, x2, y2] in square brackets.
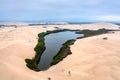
[0, 22, 120, 80]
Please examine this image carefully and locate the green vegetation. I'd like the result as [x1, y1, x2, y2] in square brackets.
[25, 32, 46, 71]
[25, 28, 110, 71]
[76, 28, 109, 38]
[25, 29, 79, 71]
[25, 59, 38, 70]
[51, 39, 76, 65]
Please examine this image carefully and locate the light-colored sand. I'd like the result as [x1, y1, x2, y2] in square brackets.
[0, 22, 120, 80]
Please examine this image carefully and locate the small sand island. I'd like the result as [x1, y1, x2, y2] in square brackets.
[0, 22, 120, 80]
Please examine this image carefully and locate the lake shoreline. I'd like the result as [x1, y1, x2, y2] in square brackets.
[25, 29, 83, 71]
[25, 28, 112, 71]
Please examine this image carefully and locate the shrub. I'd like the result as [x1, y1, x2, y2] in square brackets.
[25, 59, 37, 70]
[103, 37, 108, 40]
[51, 39, 75, 65]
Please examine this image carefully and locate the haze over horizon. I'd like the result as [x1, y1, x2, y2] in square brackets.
[0, 0, 120, 22]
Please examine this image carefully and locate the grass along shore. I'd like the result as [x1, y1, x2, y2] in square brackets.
[25, 28, 110, 71]
[25, 29, 80, 71]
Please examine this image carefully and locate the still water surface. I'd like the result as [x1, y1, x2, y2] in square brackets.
[38, 31, 84, 70]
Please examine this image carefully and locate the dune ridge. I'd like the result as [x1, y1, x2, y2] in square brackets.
[0, 22, 120, 80]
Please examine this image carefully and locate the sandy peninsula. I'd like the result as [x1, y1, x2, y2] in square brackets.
[0, 22, 120, 80]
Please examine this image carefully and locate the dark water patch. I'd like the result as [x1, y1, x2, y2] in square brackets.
[38, 31, 83, 70]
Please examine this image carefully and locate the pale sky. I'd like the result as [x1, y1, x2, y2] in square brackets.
[0, 0, 120, 22]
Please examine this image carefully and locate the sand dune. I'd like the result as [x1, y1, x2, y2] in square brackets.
[0, 23, 120, 80]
